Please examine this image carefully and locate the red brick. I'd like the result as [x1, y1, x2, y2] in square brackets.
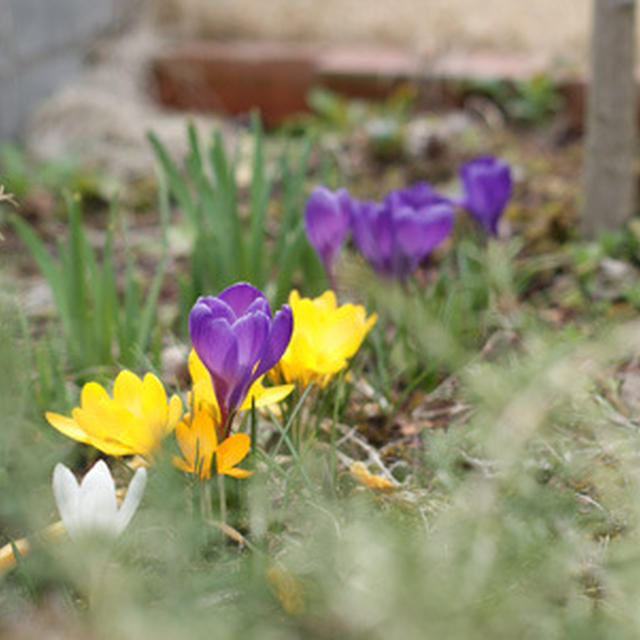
[151, 41, 320, 126]
[149, 40, 630, 132]
[317, 46, 420, 99]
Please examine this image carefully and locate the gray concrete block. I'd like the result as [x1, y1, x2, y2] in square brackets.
[0, 0, 125, 139]
[1, 50, 83, 138]
[10, 0, 117, 59]
[0, 74, 18, 140]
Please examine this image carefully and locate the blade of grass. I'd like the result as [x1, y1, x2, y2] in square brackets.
[248, 112, 270, 287]
[210, 131, 245, 281]
[137, 170, 170, 350]
[65, 194, 90, 369]
[147, 131, 199, 228]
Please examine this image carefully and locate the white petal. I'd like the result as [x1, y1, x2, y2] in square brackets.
[78, 460, 119, 537]
[115, 467, 147, 536]
[52, 463, 80, 540]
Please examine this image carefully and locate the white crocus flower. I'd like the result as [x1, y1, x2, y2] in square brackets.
[52, 460, 147, 540]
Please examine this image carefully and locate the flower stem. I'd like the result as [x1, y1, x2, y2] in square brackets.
[217, 474, 227, 525]
[201, 481, 213, 521]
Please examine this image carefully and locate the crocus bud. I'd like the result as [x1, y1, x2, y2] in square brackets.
[384, 181, 450, 211]
[52, 460, 146, 541]
[304, 186, 352, 284]
[189, 282, 293, 433]
[351, 197, 454, 280]
[459, 155, 512, 235]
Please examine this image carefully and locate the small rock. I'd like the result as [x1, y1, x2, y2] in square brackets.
[160, 343, 189, 386]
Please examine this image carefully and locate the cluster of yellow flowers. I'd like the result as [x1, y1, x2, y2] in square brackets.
[45, 290, 376, 481]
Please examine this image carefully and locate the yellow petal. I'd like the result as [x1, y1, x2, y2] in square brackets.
[167, 394, 184, 433]
[141, 373, 169, 433]
[223, 466, 253, 478]
[188, 349, 210, 386]
[239, 379, 294, 411]
[191, 380, 220, 421]
[112, 370, 144, 417]
[191, 410, 217, 456]
[172, 455, 193, 474]
[350, 462, 395, 493]
[80, 381, 111, 412]
[175, 418, 197, 466]
[45, 412, 91, 445]
[317, 289, 338, 311]
[174, 411, 216, 480]
[217, 433, 251, 473]
[72, 406, 139, 456]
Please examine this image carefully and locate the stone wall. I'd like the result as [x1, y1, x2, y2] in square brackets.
[0, 0, 133, 139]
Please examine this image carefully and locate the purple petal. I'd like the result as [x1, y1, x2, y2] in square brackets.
[396, 204, 454, 258]
[254, 305, 293, 378]
[194, 297, 236, 323]
[385, 182, 449, 210]
[190, 314, 239, 387]
[351, 200, 391, 275]
[233, 312, 270, 369]
[460, 155, 512, 235]
[305, 186, 351, 269]
[246, 296, 271, 318]
[218, 282, 267, 317]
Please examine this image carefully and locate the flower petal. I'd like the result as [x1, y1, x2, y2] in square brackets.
[52, 463, 80, 539]
[217, 433, 251, 472]
[305, 186, 350, 268]
[141, 373, 169, 437]
[78, 460, 119, 537]
[460, 155, 512, 234]
[167, 393, 184, 433]
[115, 467, 147, 535]
[254, 305, 293, 378]
[395, 204, 453, 259]
[112, 370, 144, 418]
[223, 466, 253, 479]
[217, 282, 267, 317]
[46, 412, 92, 446]
[233, 312, 270, 370]
[240, 381, 294, 410]
[190, 315, 239, 383]
[194, 296, 236, 323]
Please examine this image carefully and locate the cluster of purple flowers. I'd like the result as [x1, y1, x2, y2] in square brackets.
[305, 155, 512, 282]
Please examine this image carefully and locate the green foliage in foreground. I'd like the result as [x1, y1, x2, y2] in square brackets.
[4, 294, 640, 639]
[10, 190, 168, 380]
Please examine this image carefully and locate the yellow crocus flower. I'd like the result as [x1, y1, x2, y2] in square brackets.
[188, 349, 294, 438]
[172, 350, 293, 479]
[173, 411, 252, 480]
[45, 370, 183, 459]
[275, 290, 377, 387]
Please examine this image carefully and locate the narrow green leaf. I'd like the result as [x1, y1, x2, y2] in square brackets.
[248, 112, 271, 287]
[147, 130, 199, 227]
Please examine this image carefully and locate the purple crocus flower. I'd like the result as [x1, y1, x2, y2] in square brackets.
[304, 186, 352, 288]
[189, 283, 293, 435]
[351, 197, 454, 280]
[459, 155, 512, 235]
[384, 181, 451, 210]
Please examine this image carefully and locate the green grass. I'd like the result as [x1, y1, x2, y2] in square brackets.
[3, 284, 640, 638]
